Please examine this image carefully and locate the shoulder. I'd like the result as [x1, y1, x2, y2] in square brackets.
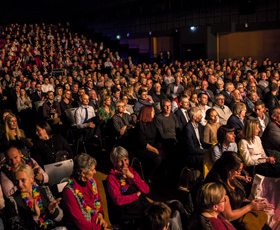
[184, 122, 193, 131]
[76, 106, 83, 113]
[204, 124, 211, 130]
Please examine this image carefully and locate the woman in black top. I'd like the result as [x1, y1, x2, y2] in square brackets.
[2, 113, 32, 152]
[204, 152, 273, 229]
[31, 121, 73, 168]
[133, 105, 162, 183]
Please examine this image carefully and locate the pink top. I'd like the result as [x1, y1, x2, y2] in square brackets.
[63, 177, 104, 230]
[209, 214, 236, 230]
[106, 166, 149, 206]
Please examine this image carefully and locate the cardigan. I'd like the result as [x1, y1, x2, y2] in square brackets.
[63, 177, 104, 230]
[5, 185, 63, 230]
[106, 167, 149, 206]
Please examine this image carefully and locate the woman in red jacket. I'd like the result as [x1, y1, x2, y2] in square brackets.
[107, 146, 150, 228]
[63, 153, 109, 230]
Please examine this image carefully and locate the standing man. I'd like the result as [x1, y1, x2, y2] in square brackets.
[175, 96, 190, 131]
[181, 107, 210, 171]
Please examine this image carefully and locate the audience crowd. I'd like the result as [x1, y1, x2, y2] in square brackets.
[0, 22, 280, 229]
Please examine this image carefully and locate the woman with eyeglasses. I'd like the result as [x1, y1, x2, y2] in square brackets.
[204, 152, 273, 229]
[188, 182, 236, 230]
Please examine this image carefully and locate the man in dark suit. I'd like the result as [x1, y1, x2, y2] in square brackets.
[249, 100, 270, 137]
[30, 83, 46, 102]
[175, 95, 190, 131]
[195, 80, 214, 107]
[264, 82, 280, 115]
[220, 82, 235, 107]
[227, 102, 247, 142]
[262, 107, 280, 159]
[166, 73, 184, 99]
[88, 89, 100, 113]
[181, 107, 210, 171]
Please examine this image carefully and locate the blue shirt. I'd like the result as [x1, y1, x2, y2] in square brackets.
[213, 142, 238, 160]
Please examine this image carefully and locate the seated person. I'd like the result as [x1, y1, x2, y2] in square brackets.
[204, 152, 273, 229]
[133, 105, 162, 183]
[5, 164, 63, 229]
[2, 113, 32, 152]
[227, 102, 247, 142]
[188, 182, 236, 230]
[42, 91, 62, 126]
[75, 93, 100, 142]
[31, 121, 73, 168]
[262, 107, 280, 158]
[181, 107, 210, 171]
[63, 153, 109, 230]
[166, 73, 184, 100]
[1, 146, 49, 197]
[203, 108, 221, 145]
[106, 146, 150, 227]
[239, 119, 280, 177]
[264, 82, 279, 115]
[140, 201, 189, 230]
[98, 95, 115, 124]
[112, 101, 135, 148]
[122, 94, 134, 115]
[213, 94, 232, 125]
[249, 100, 270, 137]
[140, 202, 171, 230]
[197, 93, 211, 126]
[30, 83, 46, 102]
[213, 125, 237, 161]
[243, 90, 258, 115]
[134, 88, 152, 113]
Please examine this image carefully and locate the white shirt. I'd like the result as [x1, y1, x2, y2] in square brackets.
[199, 105, 211, 126]
[41, 84, 54, 93]
[239, 136, 267, 166]
[192, 122, 203, 149]
[258, 116, 266, 133]
[75, 105, 96, 129]
[180, 108, 189, 123]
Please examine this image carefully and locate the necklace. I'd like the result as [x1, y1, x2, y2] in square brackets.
[68, 178, 101, 216]
[21, 183, 51, 229]
[114, 170, 129, 193]
[4, 155, 32, 172]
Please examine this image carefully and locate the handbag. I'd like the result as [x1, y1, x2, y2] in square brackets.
[238, 210, 268, 230]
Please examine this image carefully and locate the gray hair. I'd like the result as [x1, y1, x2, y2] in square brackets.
[225, 82, 234, 91]
[13, 164, 34, 179]
[216, 79, 224, 86]
[189, 107, 202, 119]
[236, 83, 243, 90]
[110, 146, 129, 167]
[73, 153, 97, 178]
[272, 107, 280, 117]
[233, 102, 246, 115]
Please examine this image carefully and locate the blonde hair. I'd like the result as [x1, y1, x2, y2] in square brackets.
[13, 164, 34, 179]
[101, 95, 111, 106]
[115, 101, 125, 109]
[243, 119, 259, 143]
[197, 182, 226, 211]
[5, 114, 25, 141]
[62, 89, 72, 99]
